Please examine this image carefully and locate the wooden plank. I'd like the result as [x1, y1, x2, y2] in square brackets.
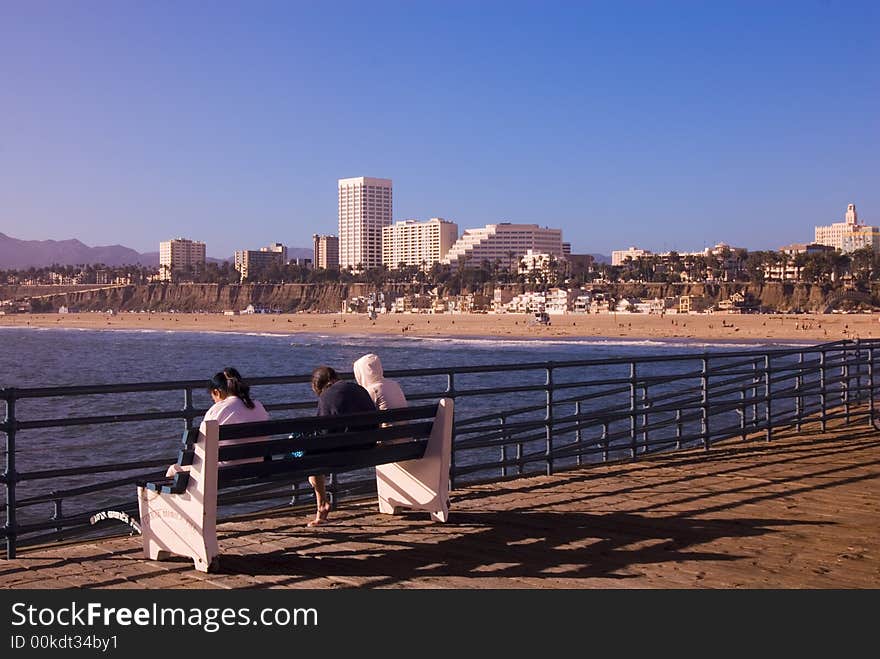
[216, 403, 439, 441]
[217, 439, 429, 487]
[216, 421, 435, 462]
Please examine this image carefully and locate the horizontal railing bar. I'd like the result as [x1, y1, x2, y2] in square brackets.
[14, 471, 167, 507]
[16, 409, 201, 431]
[17, 458, 173, 482]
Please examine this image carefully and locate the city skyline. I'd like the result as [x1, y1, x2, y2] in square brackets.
[2, 2, 877, 257]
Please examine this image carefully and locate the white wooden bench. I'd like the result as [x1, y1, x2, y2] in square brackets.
[136, 399, 453, 572]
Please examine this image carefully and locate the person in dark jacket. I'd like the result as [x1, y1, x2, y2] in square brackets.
[306, 366, 376, 527]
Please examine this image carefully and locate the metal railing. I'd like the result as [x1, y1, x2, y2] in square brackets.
[2, 338, 878, 558]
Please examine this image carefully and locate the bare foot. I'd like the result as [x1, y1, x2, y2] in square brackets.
[307, 502, 331, 527]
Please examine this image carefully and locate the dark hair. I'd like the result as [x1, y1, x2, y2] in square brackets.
[311, 366, 339, 395]
[208, 367, 255, 409]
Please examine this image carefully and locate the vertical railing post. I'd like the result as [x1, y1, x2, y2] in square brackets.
[675, 408, 682, 449]
[640, 383, 649, 454]
[629, 362, 637, 459]
[52, 497, 63, 537]
[499, 415, 507, 478]
[796, 351, 803, 432]
[869, 345, 876, 429]
[740, 382, 747, 441]
[752, 360, 759, 429]
[183, 386, 196, 431]
[545, 363, 554, 476]
[853, 339, 863, 409]
[601, 421, 609, 462]
[765, 354, 772, 442]
[820, 350, 827, 432]
[574, 401, 582, 467]
[447, 371, 456, 490]
[3, 388, 17, 559]
[843, 344, 851, 424]
[701, 357, 710, 451]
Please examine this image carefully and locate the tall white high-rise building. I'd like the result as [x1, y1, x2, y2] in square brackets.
[441, 223, 564, 269]
[382, 218, 459, 270]
[159, 238, 206, 281]
[815, 203, 879, 253]
[338, 177, 392, 271]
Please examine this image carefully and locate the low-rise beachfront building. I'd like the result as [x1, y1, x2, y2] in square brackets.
[763, 261, 803, 282]
[545, 288, 575, 314]
[620, 298, 666, 314]
[612, 247, 651, 266]
[389, 295, 409, 313]
[615, 298, 637, 313]
[716, 292, 749, 313]
[679, 295, 711, 314]
[572, 293, 592, 313]
[505, 291, 547, 314]
[590, 293, 613, 314]
[492, 288, 516, 313]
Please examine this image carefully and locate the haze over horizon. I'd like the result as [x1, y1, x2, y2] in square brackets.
[2, 1, 877, 257]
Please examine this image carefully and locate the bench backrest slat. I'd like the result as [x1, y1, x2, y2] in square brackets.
[216, 403, 440, 441]
[217, 438, 429, 487]
[217, 420, 435, 462]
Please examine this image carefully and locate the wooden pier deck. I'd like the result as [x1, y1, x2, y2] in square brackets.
[2, 418, 878, 589]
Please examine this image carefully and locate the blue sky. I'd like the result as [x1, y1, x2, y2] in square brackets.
[1, 1, 878, 257]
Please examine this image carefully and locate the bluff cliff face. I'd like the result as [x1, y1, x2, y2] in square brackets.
[19, 283, 423, 313]
[6, 281, 879, 313]
[585, 282, 877, 313]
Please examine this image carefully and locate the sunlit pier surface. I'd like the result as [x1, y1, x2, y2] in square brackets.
[1, 415, 877, 589]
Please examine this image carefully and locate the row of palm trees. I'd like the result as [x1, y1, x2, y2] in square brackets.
[7, 247, 880, 295]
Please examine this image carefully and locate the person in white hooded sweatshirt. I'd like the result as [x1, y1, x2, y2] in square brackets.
[352, 353, 408, 411]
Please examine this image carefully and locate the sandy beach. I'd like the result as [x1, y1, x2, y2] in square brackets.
[2, 311, 879, 343]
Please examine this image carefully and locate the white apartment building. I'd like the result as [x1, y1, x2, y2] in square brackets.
[313, 234, 339, 270]
[234, 243, 287, 281]
[262, 242, 288, 263]
[612, 246, 651, 266]
[441, 223, 564, 269]
[338, 177, 392, 271]
[815, 203, 880, 253]
[382, 218, 459, 270]
[159, 238, 206, 281]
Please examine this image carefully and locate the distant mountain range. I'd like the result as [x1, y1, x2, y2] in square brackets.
[589, 253, 611, 264]
[0, 233, 312, 269]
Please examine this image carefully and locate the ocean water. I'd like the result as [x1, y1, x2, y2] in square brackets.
[0, 326, 810, 539]
[0, 325, 805, 388]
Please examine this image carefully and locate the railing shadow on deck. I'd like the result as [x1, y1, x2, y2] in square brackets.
[209, 512, 825, 585]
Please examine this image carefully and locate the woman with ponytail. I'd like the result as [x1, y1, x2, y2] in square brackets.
[165, 367, 269, 477]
